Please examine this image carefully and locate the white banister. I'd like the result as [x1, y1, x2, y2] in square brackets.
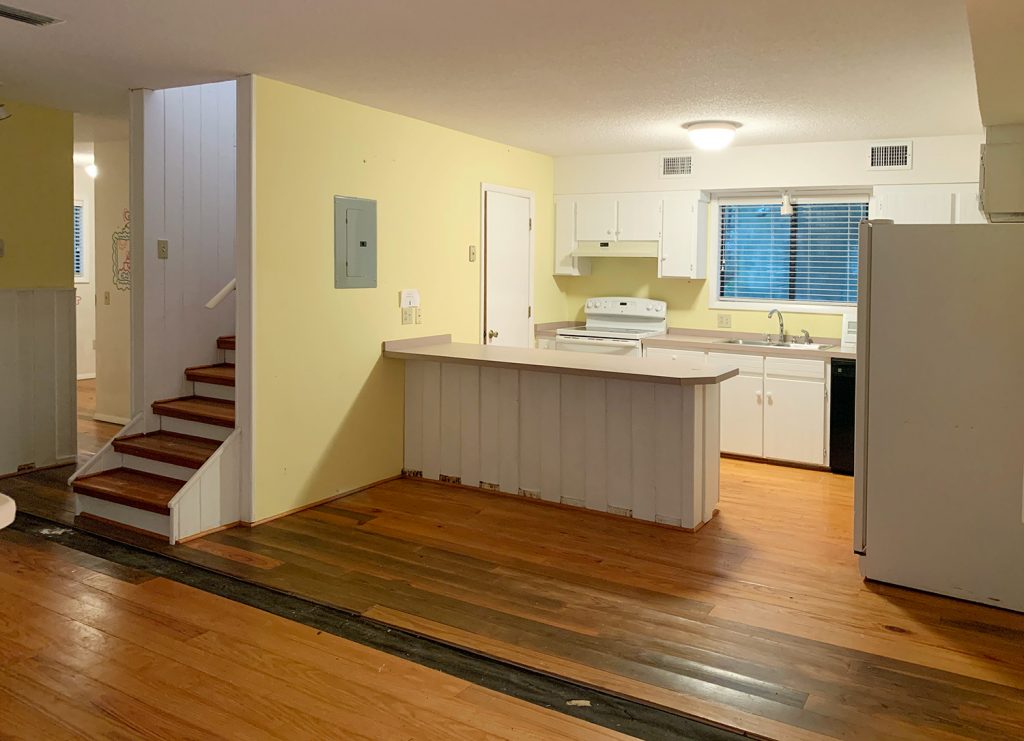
[205, 278, 236, 309]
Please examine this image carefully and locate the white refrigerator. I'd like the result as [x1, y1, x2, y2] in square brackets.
[855, 220, 1024, 612]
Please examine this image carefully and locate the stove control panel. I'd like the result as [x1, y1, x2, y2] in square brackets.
[584, 297, 667, 319]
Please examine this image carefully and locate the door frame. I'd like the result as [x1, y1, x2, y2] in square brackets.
[479, 183, 535, 345]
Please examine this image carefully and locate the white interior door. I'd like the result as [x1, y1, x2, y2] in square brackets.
[484, 188, 532, 347]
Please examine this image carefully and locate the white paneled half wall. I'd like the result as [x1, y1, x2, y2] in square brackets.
[0, 289, 77, 476]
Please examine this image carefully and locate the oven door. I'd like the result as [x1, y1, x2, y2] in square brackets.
[554, 335, 641, 357]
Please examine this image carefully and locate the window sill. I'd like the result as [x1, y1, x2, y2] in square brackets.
[709, 296, 853, 316]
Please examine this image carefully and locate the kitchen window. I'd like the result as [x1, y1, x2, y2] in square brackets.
[713, 197, 868, 311]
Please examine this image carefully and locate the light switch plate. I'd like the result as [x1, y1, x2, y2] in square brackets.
[415, 307, 423, 324]
[401, 307, 416, 325]
[717, 314, 732, 328]
[157, 239, 169, 259]
[468, 245, 477, 262]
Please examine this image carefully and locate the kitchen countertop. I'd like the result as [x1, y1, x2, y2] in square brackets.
[384, 335, 739, 386]
[535, 322, 856, 361]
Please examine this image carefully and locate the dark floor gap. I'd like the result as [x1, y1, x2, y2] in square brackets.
[7, 512, 746, 741]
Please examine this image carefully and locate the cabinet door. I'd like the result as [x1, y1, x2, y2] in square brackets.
[871, 185, 955, 224]
[554, 198, 590, 276]
[616, 193, 662, 241]
[575, 195, 618, 241]
[763, 357, 826, 465]
[644, 346, 706, 364]
[708, 353, 764, 457]
[659, 192, 708, 278]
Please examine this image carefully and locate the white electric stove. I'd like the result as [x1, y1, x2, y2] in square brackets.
[555, 297, 667, 357]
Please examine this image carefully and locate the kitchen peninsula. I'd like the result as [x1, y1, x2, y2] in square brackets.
[383, 335, 738, 530]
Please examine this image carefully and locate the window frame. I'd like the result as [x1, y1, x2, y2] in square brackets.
[708, 192, 872, 315]
[73, 199, 90, 284]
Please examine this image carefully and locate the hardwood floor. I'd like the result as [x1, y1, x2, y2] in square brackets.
[76, 379, 120, 462]
[0, 526, 628, 740]
[6, 458, 1024, 739]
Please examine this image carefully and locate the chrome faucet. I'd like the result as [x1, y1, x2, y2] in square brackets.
[768, 309, 785, 344]
[799, 329, 812, 344]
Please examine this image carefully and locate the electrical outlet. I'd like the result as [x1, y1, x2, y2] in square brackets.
[717, 314, 732, 329]
[415, 307, 423, 324]
[157, 239, 169, 260]
[401, 307, 416, 325]
[468, 245, 477, 262]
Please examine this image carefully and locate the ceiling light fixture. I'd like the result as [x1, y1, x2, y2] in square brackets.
[0, 103, 10, 121]
[682, 121, 741, 151]
[85, 163, 98, 179]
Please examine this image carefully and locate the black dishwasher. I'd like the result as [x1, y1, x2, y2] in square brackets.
[829, 359, 856, 475]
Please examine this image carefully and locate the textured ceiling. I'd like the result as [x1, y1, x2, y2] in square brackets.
[0, 0, 982, 155]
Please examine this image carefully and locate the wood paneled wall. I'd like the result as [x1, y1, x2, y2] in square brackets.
[0, 289, 76, 476]
[404, 360, 720, 529]
[139, 81, 236, 430]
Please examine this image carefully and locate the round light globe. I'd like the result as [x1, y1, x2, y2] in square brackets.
[683, 121, 741, 151]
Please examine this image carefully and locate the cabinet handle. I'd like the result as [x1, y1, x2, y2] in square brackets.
[755, 390, 763, 405]
[766, 391, 774, 405]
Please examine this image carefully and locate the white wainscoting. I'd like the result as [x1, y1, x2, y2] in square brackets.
[404, 360, 721, 530]
[169, 429, 241, 543]
[0, 289, 77, 477]
[139, 81, 237, 431]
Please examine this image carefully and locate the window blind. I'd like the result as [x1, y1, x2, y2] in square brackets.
[718, 201, 867, 305]
[73, 203, 84, 277]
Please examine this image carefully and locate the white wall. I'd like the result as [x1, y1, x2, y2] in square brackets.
[94, 140, 132, 424]
[555, 134, 984, 195]
[0, 289, 77, 476]
[136, 81, 236, 429]
[73, 154, 96, 379]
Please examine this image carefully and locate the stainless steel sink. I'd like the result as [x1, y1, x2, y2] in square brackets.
[718, 339, 834, 351]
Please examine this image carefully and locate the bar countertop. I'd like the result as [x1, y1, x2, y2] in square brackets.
[383, 335, 738, 386]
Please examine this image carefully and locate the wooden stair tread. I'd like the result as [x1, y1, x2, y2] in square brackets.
[185, 363, 235, 387]
[152, 396, 235, 428]
[114, 431, 220, 469]
[217, 335, 236, 351]
[73, 468, 184, 514]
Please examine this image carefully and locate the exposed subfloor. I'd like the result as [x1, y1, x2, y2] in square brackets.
[6, 459, 1024, 739]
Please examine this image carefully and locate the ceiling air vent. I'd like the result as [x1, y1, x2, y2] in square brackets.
[661, 154, 693, 178]
[869, 142, 912, 170]
[0, 3, 63, 26]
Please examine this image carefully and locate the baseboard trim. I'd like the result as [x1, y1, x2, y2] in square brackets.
[721, 453, 830, 472]
[77, 373, 97, 381]
[93, 413, 131, 425]
[244, 474, 401, 527]
[0, 458, 77, 481]
[177, 520, 242, 543]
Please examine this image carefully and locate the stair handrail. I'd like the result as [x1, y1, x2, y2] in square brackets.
[205, 278, 236, 309]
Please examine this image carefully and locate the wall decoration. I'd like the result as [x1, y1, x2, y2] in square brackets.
[111, 209, 131, 291]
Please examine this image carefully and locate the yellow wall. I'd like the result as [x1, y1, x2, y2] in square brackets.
[559, 257, 844, 338]
[251, 76, 559, 520]
[0, 101, 73, 289]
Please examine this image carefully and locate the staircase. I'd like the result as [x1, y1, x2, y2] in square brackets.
[74, 336, 238, 541]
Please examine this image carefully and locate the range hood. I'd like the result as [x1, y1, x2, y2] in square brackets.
[571, 240, 659, 258]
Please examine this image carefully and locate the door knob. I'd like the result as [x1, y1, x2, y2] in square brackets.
[487, 329, 499, 340]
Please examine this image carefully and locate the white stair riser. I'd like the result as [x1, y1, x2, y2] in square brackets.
[194, 381, 235, 401]
[160, 416, 232, 441]
[76, 495, 170, 538]
[224, 349, 235, 363]
[119, 455, 195, 482]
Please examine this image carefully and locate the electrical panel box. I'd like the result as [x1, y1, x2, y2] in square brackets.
[334, 196, 378, 288]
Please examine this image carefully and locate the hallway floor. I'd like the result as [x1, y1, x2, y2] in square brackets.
[76, 379, 120, 463]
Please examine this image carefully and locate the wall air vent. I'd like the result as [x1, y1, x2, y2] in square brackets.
[661, 154, 693, 178]
[869, 142, 912, 170]
[0, 3, 63, 26]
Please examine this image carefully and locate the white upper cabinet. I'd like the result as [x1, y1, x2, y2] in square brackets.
[871, 184, 984, 225]
[616, 193, 663, 241]
[575, 195, 619, 241]
[659, 191, 708, 279]
[554, 198, 590, 276]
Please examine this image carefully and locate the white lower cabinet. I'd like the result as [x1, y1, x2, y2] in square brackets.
[763, 357, 826, 465]
[708, 353, 764, 457]
[644, 346, 707, 364]
[536, 337, 555, 350]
